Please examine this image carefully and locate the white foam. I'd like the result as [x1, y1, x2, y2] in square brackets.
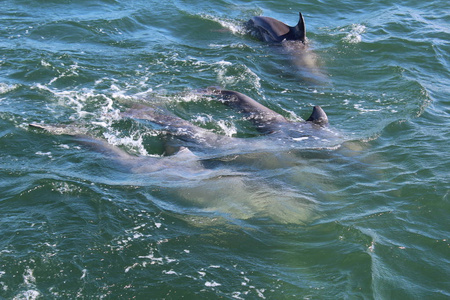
[343, 24, 366, 44]
[59, 144, 70, 149]
[215, 61, 261, 89]
[103, 132, 149, 156]
[49, 63, 80, 85]
[35, 151, 52, 158]
[40, 60, 51, 67]
[354, 103, 382, 112]
[33, 85, 94, 119]
[133, 224, 146, 230]
[217, 119, 237, 137]
[80, 269, 87, 279]
[208, 265, 221, 269]
[0, 83, 19, 94]
[90, 121, 109, 128]
[53, 182, 81, 194]
[33, 83, 126, 126]
[192, 115, 213, 125]
[200, 14, 245, 35]
[12, 268, 40, 300]
[35, 83, 143, 150]
[255, 289, 266, 299]
[232, 292, 245, 299]
[177, 92, 204, 103]
[215, 60, 232, 66]
[124, 263, 140, 273]
[13, 290, 40, 300]
[209, 43, 248, 49]
[205, 281, 221, 287]
[293, 137, 309, 142]
[138, 250, 165, 265]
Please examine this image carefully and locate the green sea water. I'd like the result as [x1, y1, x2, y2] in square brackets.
[0, 0, 449, 298]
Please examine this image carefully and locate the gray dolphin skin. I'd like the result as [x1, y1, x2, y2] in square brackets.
[28, 121, 319, 224]
[246, 12, 306, 43]
[123, 89, 328, 137]
[212, 89, 328, 132]
[245, 12, 328, 83]
[28, 123, 205, 174]
[121, 104, 233, 150]
[118, 89, 334, 155]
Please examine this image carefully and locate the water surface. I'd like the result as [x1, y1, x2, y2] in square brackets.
[0, 0, 449, 298]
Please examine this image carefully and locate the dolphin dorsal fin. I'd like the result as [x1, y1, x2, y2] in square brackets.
[293, 12, 306, 42]
[306, 106, 328, 126]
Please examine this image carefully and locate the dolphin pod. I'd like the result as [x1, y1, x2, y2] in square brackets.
[29, 11, 336, 222]
[31, 11, 332, 154]
[118, 88, 337, 157]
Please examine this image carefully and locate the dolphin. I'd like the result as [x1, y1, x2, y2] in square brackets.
[213, 89, 328, 132]
[246, 12, 306, 43]
[121, 104, 235, 152]
[209, 89, 333, 145]
[28, 123, 204, 174]
[121, 89, 338, 156]
[245, 12, 328, 83]
[28, 122, 319, 224]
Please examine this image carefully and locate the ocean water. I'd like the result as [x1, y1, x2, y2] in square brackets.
[0, 0, 449, 298]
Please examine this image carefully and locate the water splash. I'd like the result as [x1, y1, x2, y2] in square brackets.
[343, 24, 366, 44]
[199, 14, 246, 35]
[215, 61, 261, 89]
[0, 83, 19, 94]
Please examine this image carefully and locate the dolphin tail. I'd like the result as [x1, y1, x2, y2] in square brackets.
[306, 106, 328, 126]
[292, 12, 306, 42]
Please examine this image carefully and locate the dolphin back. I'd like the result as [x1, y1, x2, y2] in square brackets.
[250, 16, 290, 42]
[248, 12, 306, 43]
[214, 89, 287, 125]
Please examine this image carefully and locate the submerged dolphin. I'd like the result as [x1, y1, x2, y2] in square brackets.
[28, 123, 204, 175]
[28, 122, 319, 224]
[246, 12, 306, 43]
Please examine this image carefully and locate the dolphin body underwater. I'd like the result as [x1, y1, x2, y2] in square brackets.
[28, 122, 321, 224]
[29, 89, 332, 223]
[245, 12, 327, 83]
